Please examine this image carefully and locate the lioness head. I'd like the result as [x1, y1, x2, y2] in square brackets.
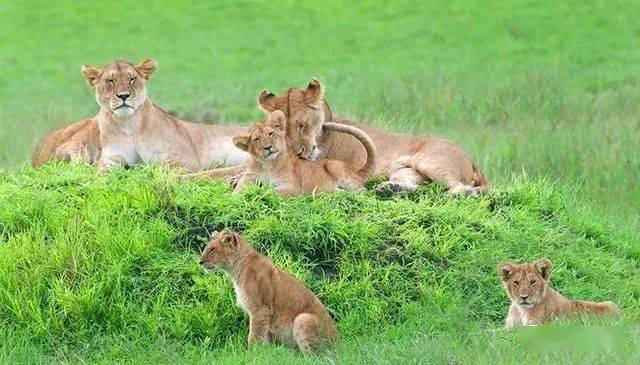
[498, 258, 552, 309]
[258, 78, 327, 160]
[232, 110, 287, 161]
[199, 230, 246, 272]
[81, 59, 157, 118]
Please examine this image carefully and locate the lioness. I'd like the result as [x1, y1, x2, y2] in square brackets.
[498, 258, 619, 329]
[32, 118, 101, 167]
[230, 110, 376, 196]
[258, 78, 489, 196]
[78, 58, 248, 172]
[199, 230, 339, 352]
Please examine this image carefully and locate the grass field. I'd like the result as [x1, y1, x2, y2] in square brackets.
[0, 0, 639, 363]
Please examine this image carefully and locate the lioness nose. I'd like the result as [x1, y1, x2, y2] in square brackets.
[264, 145, 272, 151]
[519, 294, 529, 299]
[117, 92, 131, 101]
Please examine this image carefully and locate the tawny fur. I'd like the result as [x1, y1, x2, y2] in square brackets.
[32, 118, 101, 167]
[39, 59, 250, 172]
[199, 230, 339, 352]
[258, 78, 489, 196]
[498, 258, 620, 329]
[230, 110, 377, 196]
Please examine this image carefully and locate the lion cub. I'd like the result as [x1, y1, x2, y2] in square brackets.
[199, 230, 339, 352]
[498, 258, 619, 329]
[231, 110, 377, 196]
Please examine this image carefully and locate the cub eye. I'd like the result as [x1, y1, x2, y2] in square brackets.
[530, 280, 537, 286]
[106, 79, 115, 85]
[253, 137, 259, 142]
[268, 131, 274, 136]
[512, 280, 520, 286]
[129, 77, 136, 84]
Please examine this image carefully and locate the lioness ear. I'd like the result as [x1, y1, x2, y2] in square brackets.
[222, 231, 239, 250]
[258, 89, 277, 112]
[232, 134, 250, 152]
[81, 65, 101, 87]
[304, 77, 324, 102]
[136, 58, 158, 80]
[210, 230, 219, 240]
[498, 262, 516, 282]
[269, 110, 286, 131]
[534, 258, 553, 281]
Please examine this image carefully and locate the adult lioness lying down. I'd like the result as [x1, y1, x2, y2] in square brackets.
[34, 58, 249, 172]
[259, 79, 489, 196]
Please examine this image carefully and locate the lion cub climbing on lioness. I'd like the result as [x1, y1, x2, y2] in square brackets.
[498, 258, 619, 329]
[231, 110, 376, 196]
[199, 230, 339, 352]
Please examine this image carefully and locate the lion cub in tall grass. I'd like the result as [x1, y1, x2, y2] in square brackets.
[498, 258, 619, 329]
[231, 110, 376, 196]
[199, 230, 339, 352]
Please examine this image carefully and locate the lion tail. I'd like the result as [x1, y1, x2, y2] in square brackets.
[322, 122, 377, 179]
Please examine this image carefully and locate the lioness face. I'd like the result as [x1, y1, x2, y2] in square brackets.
[259, 78, 326, 161]
[233, 111, 287, 160]
[499, 259, 552, 309]
[199, 230, 241, 272]
[81, 59, 157, 118]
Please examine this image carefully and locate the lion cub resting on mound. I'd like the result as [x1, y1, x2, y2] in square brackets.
[230, 110, 376, 196]
[199, 230, 339, 352]
[498, 258, 619, 329]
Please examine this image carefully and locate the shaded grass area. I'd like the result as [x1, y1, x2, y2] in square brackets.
[0, 0, 639, 220]
[0, 164, 638, 363]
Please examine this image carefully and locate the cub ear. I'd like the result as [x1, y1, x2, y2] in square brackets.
[232, 134, 250, 152]
[304, 77, 324, 102]
[209, 230, 219, 240]
[136, 58, 158, 80]
[498, 262, 516, 282]
[269, 110, 286, 131]
[258, 89, 277, 111]
[81, 65, 101, 87]
[222, 231, 239, 250]
[534, 258, 553, 281]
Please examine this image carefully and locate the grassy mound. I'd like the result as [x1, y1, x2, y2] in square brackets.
[0, 164, 638, 363]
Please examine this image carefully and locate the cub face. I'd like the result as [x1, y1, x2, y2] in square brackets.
[498, 258, 552, 309]
[233, 110, 287, 160]
[199, 230, 241, 272]
[81, 59, 157, 118]
[258, 78, 325, 161]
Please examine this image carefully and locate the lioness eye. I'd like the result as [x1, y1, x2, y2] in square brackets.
[129, 77, 136, 84]
[530, 280, 537, 285]
[268, 131, 274, 136]
[107, 79, 114, 85]
[513, 280, 519, 286]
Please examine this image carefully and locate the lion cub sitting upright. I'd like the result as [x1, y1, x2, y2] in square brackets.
[231, 110, 377, 196]
[199, 230, 339, 352]
[498, 258, 619, 329]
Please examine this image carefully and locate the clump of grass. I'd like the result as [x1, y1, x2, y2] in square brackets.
[0, 164, 638, 363]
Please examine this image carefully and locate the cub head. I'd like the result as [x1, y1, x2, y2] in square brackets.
[199, 230, 246, 272]
[233, 110, 287, 161]
[81, 59, 157, 118]
[258, 78, 327, 161]
[498, 258, 552, 309]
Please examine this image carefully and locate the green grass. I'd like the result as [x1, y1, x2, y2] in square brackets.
[0, 164, 638, 363]
[0, 0, 638, 221]
[1, 0, 639, 363]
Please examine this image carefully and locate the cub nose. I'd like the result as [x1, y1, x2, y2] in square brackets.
[117, 92, 131, 101]
[519, 294, 529, 300]
[263, 145, 272, 151]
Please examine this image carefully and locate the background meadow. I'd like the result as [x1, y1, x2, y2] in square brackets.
[0, 0, 639, 363]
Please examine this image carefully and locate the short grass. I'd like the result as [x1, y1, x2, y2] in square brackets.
[0, 165, 638, 363]
[0, 0, 638, 222]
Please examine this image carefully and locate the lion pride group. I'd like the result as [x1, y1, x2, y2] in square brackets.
[32, 59, 619, 352]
